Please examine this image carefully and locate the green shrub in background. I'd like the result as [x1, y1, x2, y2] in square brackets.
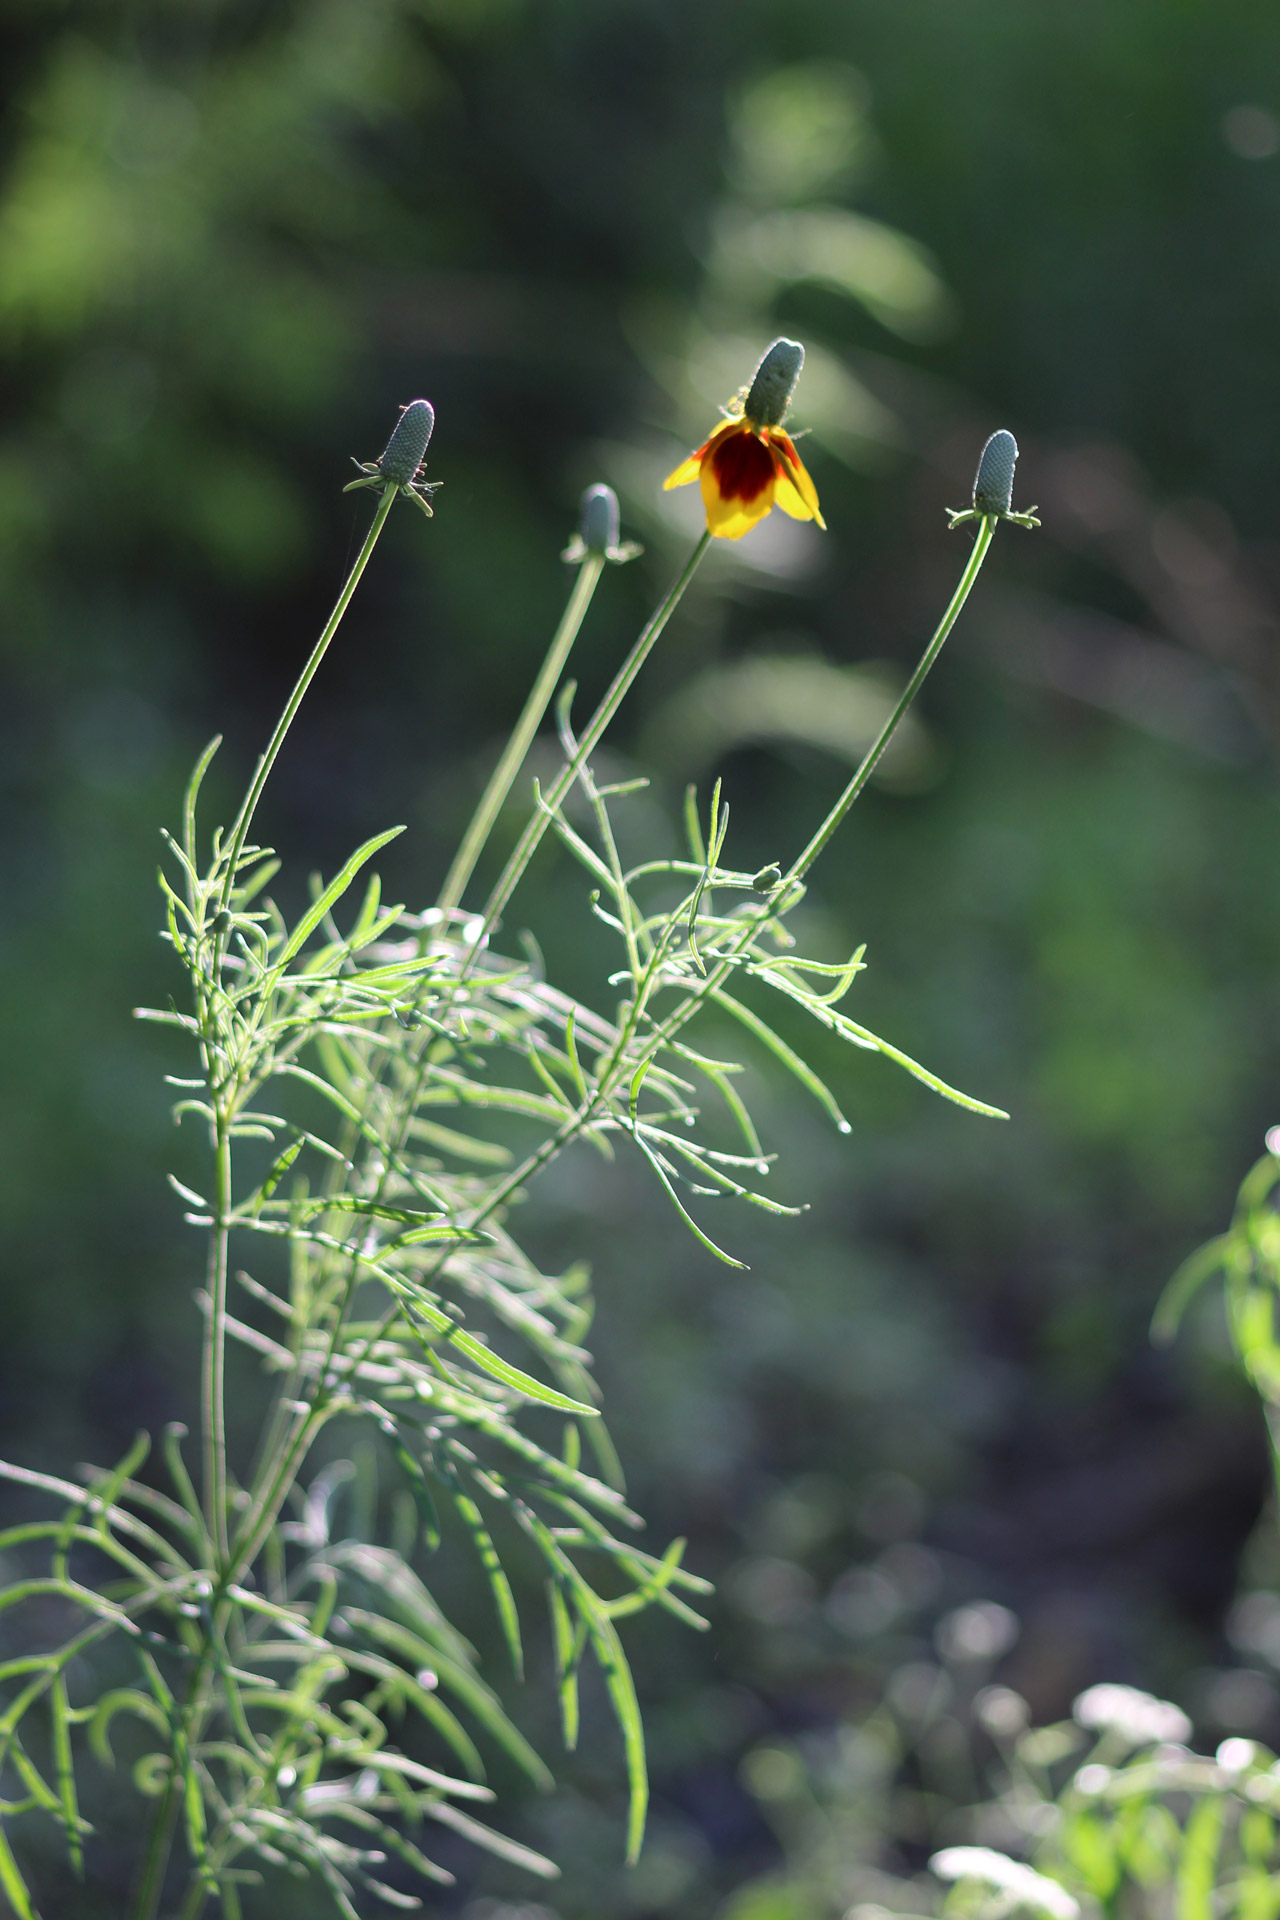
[725, 1654, 1280, 1920]
[709, 1153, 1280, 1920]
[0, 360, 1035, 1915]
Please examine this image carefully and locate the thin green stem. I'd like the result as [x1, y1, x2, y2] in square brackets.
[472, 530, 711, 952]
[131, 1652, 216, 1920]
[179, 1880, 210, 1920]
[131, 1758, 180, 1920]
[639, 516, 1002, 1059]
[784, 514, 996, 891]
[436, 554, 606, 915]
[204, 1124, 233, 1565]
[226, 1405, 326, 1587]
[204, 490, 403, 1596]
[217, 485, 399, 917]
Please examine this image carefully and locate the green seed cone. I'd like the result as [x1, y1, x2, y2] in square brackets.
[378, 399, 435, 486]
[972, 430, 1018, 516]
[744, 338, 805, 429]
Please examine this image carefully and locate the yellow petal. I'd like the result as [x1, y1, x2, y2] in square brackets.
[772, 471, 815, 521]
[701, 461, 776, 539]
[771, 434, 826, 530]
[663, 452, 703, 490]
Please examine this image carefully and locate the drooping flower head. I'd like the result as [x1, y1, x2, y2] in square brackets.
[663, 338, 825, 541]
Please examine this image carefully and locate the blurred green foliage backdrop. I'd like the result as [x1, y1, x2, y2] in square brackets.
[5, 1, 1280, 1913]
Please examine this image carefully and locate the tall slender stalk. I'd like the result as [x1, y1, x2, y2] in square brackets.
[217, 484, 399, 917]
[639, 516, 1002, 1057]
[473, 529, 712, 949]
[199, 485, 401, 1583]
[785, 514, 996, 890]
[204, 1124, 233, 1562]
[436, 553, 606, 915]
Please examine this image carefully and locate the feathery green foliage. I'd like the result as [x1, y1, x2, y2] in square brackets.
[0, 386, 1017, 1916]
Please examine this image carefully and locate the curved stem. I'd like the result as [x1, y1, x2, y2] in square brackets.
[783, 514, 995, 890]
[641, 516, 1001, 1058]
[436, 554, 606, 915]
[217, 485, 399, 916]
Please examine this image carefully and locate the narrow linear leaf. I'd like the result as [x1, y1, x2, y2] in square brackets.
[422, 1798, 559, 1879]
[442, 1471, 523, 1679]
[1153, 1234, 1231, 1344]
[548, 1580, 580, 1751]
[268, 826, 406, 979]
[710, 988, 849, 1130]
[387, 1431, 442, 1552]
[399, 1298, 598, 1413]
[50, 1677, 83, 1876]
[516, 1507, 648, 1861]
[88, 1689, 169, 1768]
[634, 1136, 747, 1269]
[592, 1608, 648, 1865]
[182, 732, 222, 869]
[0, 1820, 38, 1920]
[448, 1328, 599, 1413]
[843, 1020, 1008, 1118]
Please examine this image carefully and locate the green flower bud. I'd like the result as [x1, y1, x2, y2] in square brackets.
[744, 338, 805, 429]
[972, 430, 1018, 516]
[946, 428, 1039, 532]
[580, 483, 620, 556]
[561, 481, 642, 565]
[378, 399, 435, 486]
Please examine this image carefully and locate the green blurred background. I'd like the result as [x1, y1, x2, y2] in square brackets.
[5, 1, 1280, 1912]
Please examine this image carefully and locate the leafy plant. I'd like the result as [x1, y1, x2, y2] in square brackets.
[0, 361, 1027, 1917]
[729, 1660, 1280, 1920]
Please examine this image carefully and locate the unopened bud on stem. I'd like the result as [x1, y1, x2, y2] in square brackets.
[947, 427, 1040, 531]
[972, 430, 1018, 515]
[561, 481, 642, 565]
[580, 483, 621, 556]
[378, 399, 435, 485]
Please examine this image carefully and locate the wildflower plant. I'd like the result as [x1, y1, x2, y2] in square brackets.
[0, 347, 1034, 1917]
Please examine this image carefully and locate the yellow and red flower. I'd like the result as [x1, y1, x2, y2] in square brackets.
[663, 338, 825, 541]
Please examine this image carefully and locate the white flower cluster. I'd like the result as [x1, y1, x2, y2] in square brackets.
[1073, 1683, 1191, 1748]
[930, 1847, 1080, 1920]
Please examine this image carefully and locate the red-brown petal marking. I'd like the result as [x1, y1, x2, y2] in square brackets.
[710, 427, 775, 504]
